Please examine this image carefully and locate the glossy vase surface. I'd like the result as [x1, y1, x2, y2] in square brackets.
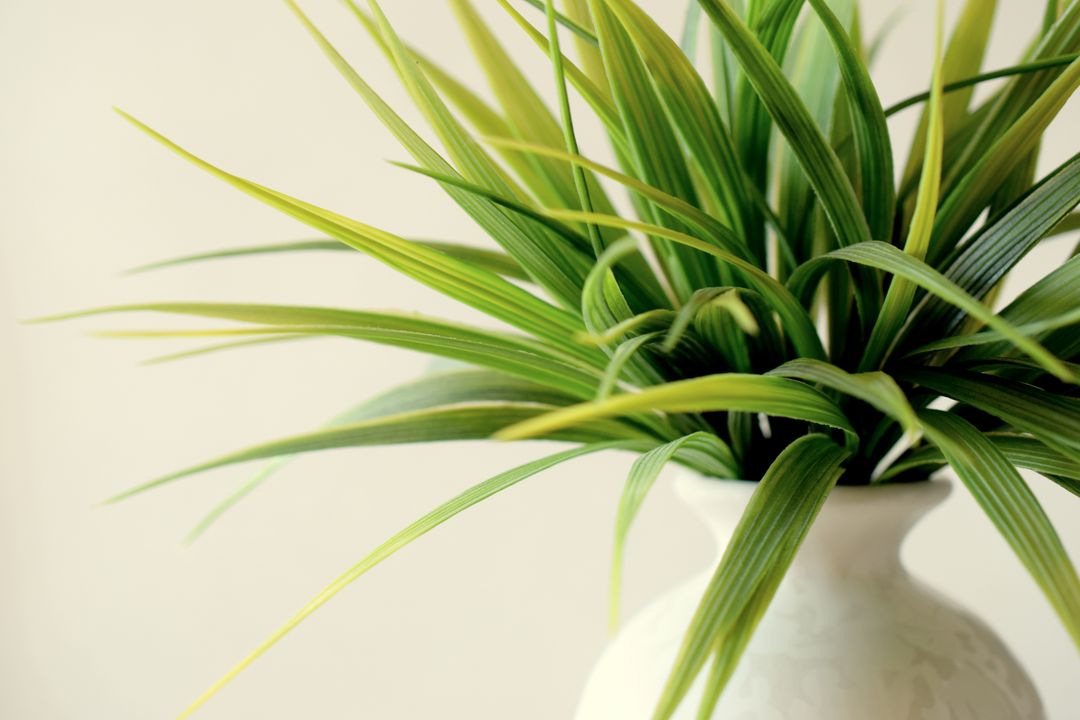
[575, 472, 1043, 719]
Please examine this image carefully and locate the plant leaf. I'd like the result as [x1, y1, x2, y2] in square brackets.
[908, 151, 1080, 344]
[174, 440, 649, 719]
[541, 208, 826, 360]
[108, 403, 650, 504]
[294, 0, 597, 308]
[113, 109, 592, 357]
[767, 358, 919, 438]
[587, 0, 715, 297]
[126, 238, 533, 282]
[787, 241, 1076, 382]
[858, 3, 944, 371]
[184, 368, 581, 540]
[881, 433, 1080, 494]
[904, 368, 1080, 465]
[609, 432, 737, 629]
[934, 54, 1080, 257]
[497, 373, 856, 448]
[652, 434, 849, 718]
[697, 0, 872, 249]
[899, 0, 996, 197]
[450, 0, 614, 221]
[918, 410, 1080, 647]
[806, 0, 894, 242]
[41, 302, 605, 398]
[605, 0, 752, 239]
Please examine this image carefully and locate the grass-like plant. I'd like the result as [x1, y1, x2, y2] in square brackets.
[44, 0, 1080, 716]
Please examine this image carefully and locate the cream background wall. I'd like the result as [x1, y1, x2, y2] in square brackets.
[2, 1, 1078, 718]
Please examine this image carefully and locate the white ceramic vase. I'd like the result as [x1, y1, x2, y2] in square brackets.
[575, 471, 1043, 720]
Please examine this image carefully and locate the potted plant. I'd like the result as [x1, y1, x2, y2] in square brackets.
[43, 0, 1080, 717]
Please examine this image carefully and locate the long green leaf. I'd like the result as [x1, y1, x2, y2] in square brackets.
[881, 433, 1080, 493]
[483, 136, 754, 260]
[450, 0, 614, 220]
[918, 410, 1080, 646]
[610, 432, 737, 629]
[652, 434, 849, 718]
[107, 403, 646, 503]
[114, 109, 593, 359]
[41, 302, 604, 398]
[697, 0, 872, 248]
[345, 4, 569, 207]
[494, 0, 625, 150]
[859, 4, 943, 371]
[787, 241, 1076, 382]
[126, 238, 533, 282]
[496, 373, 856, 447]
[294, 0, 596, 308]
[174, 440, 649, 719]
[605, 0, 751, 238]
[942, 2, 1080, 197]
[185, 369, 580, 540]
[905, 306, 1080, 356]
[767, 358, 919, 438]
[934, 54, 1080, 257]
[899, 0, 996, 197]
[908, 151, 1080, 343]
[806, 0, 894, 241]
[905, 368, 1080, 465]
[544, 0, 604, 255]
[587, 0, 715, 297]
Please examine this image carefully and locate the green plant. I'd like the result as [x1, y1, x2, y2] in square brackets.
[44, 0, 1080, 717]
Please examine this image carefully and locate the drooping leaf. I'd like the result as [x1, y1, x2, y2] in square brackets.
[905, 368, 1080, 466]
[174, 440, 651, 720]
[540, 208, 825, 360]
[108, 403, 653, 503]
[114, 109, 594, 358]
[41, 302, 606, 398]
[907, 151, 1080, 344]
[184, 368, 583, 540]
[787, 241, 1076, 382]
[596, 331, 663, 401]
[497, 372, 856, 448]
[652, 434, 849, 718]
[881, 433, 1080, 494]
[609, 432, 737, 629]
[125, 238, 533, 282]
[919, 410, 1080, 647]
[767, 358, 919, 438]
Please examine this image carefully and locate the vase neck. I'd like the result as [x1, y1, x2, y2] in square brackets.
[675, 472, 951, 577]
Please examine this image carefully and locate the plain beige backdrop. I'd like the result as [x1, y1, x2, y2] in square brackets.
[3, 1, 1079, 718]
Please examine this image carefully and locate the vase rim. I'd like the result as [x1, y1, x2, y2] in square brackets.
[673, 467, 953, 509]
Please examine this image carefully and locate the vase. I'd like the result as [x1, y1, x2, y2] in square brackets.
[575, 471, 1044, 719]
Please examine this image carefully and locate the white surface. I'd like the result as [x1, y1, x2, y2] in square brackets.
[577, 474, 1042, 719]
[2, 1, 1078, 718]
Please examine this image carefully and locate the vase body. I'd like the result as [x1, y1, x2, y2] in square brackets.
[575, 472, 1043, 720]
